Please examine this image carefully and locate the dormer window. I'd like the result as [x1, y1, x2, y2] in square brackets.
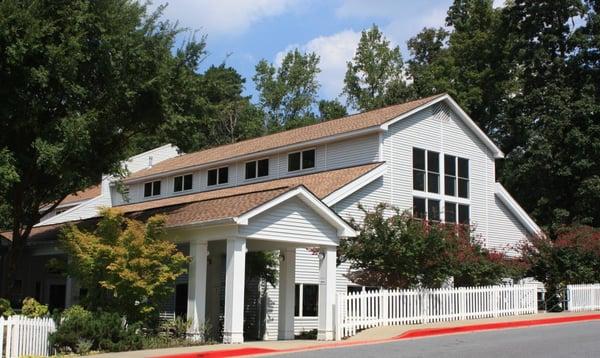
[207, 167, 228, 186]
[245, 159, 269, 180]
[144, 180, 161, 197]
[288, 149, 315, 172]
[174, 174, 193, 192]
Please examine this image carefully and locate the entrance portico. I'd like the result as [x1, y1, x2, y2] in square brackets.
[184, 186, 356, 344]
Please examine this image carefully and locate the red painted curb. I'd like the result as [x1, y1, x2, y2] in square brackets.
[395, 313, 600, 339]
[158, 314, 600, 358]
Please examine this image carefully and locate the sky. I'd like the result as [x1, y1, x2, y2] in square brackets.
[149, 0, 503, 102]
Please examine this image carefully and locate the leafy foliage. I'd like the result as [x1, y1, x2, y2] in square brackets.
[254, 49, 321, 131]
[21, 297, 49, 318]
[318, 99, 348, 121]
[343, 25, 411, 111]
[59, 209, 189, 324]
[339, 204, 525, 288]
[0, 298, 14, 317]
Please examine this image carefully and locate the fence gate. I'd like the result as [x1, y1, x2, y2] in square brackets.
[0, 316, 56, 357]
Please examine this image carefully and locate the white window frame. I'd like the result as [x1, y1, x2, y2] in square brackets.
[295, 283, 318, 318]
[143, 180, 162, 198]
[173, 173, 193, 193]
[287, 148, 316, 172]
[244, 158, 270, 180]
[413, 147, 440, 194]
[207, 166, 229, 187]
[444, 154, 470, 199]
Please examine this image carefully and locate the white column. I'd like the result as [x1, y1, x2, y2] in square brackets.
[317, 246, 336, 341]
[278, 248, 296, 340]
[223, 238, 247, 344]
[187, 240, 209, 339]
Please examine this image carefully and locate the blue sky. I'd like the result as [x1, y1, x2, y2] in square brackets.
[149, 1, 499, 101]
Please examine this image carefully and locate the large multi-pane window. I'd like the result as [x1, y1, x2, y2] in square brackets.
[413, 148, 439, 193]
[413, 197, 440, 221]
[445, 202, 470, 224]
[444, 155, 469, 198]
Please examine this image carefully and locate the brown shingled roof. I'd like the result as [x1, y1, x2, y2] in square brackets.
[126, 95, 443, 181]
[3, 162, 382, 242]
[60, 185, 101, 205]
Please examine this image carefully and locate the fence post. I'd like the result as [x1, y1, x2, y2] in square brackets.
[421, 289, 429, 324]
[493, 286, 499, 318]
[335, 293, 342, 341]
[380, 288, 389, 327]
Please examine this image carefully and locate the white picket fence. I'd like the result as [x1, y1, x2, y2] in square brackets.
[0, 316, 56, 358]
[567, 284, 600, 312]
[336, 285, 538, 339]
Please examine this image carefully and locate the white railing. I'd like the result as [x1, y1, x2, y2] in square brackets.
[336, 284, 538, 339]
[0, 316, 56, 358]
[567, 284, 600, 312]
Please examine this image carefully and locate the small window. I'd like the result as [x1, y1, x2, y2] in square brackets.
[288, 149, 315, 172]
[458, 158, 469, 198]
[174, 174, 193, 192]
[428, 199, 440, 221]
[458, 204, 470, 224]
[245, 159, 269, 180]
[294, 284, 318, 317]
[207, 167, 228, 186]
[144, 180, 161, 197]
[413, 148, 439, 193]
[444, 155, 469, 198]
[445, 202, 457, 223]
[413, 197, 426, 219]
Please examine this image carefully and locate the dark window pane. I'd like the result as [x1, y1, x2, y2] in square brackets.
[288, 152, 301, 171]
[445, 176, 456, 196]
[245, 161, 256, 179]
[184, 174, 193, 190]
[428, 199, 440, 221]
[207, 169, 217, 186]
[427, 151, 439, 173]
[413, 197, 426, 219]
[427, 173, 439, 193]
[144, 182, 152, 197]
[302, 284, 318, 316]
[294, 284, 300, 317]
[459, 204, 470, 224]
[458, 178, 469, 198]
[445, 202, 457, 223]
[458, 158, 469, 178]
[258, 159, 269, 177]
[302, 149, 315, 169]
[413, 170, 425, 191]
[218, 167, 228, 184]
[174, 176, 183, 192]
[445, 155, 456, 175]
[152, 181, 161, 196]
[413, 148, 425, 170]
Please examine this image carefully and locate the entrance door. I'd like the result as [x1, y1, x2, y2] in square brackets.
[175, 283, 188, 318]
[48, 284, 66, 311]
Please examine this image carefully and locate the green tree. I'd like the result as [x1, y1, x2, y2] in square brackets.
[339, 204, 522, 288]
[0, 0, 204, 295]
[318, 99, 348, 121]
[253, 49, 321, 131]
[343, 25, 411, 111]
[59, 209, 189, 323]
[406, 27, 452, 98]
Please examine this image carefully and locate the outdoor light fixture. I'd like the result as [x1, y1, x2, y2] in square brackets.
[279, 253, 285, 261]
[318, 252, 325, 260]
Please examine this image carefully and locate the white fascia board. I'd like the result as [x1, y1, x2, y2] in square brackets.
[379, 94, 504, 159]
[322, 163, 387, 206]
[123, 127, 383, 184]
[495, 182, 542, 236]
[235, 186, 357, 237]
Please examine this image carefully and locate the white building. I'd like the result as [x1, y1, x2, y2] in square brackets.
[5, 94, 540, 343]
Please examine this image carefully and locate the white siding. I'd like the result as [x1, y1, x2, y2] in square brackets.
[325, 135, 379, 169]
[240, 197, 338, 246]
[123, 144, 180, 173]
[488, 196, 529, 254]
[334, 176, 390, 225]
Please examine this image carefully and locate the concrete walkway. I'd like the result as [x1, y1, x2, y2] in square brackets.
[94, 311, 600, 358]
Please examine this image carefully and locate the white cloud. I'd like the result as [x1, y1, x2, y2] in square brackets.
[151, 0, 300, 36]
[275, 30, 361, 98]
[335, 0, 406, 19]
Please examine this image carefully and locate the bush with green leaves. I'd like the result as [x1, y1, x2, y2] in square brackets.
[50, 305, 143, 354]
[21, 297, 48, 318]
[0, 298, 14, 317]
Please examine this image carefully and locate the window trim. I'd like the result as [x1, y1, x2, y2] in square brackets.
[173, 173, 194, 193]
[143, 180, 162, 198]
[412, 147, 439, 194]
[288, 148, 316, 172]
[244, 158, 270, 180]
[294, 283, 318, 318]
[207, 166, 229, 187]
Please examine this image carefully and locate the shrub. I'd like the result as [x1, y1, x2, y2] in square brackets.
[0, 298, 14, 317]
[50, 306, 143, 354]
[21, 297, 48, 318]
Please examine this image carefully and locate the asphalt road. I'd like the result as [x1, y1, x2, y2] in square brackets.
[273, 321, 600, 358]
